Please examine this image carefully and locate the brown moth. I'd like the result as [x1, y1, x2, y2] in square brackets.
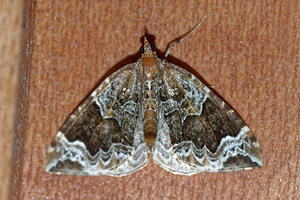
[46, 16, 263, 176]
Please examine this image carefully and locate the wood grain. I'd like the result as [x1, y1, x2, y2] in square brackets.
[10, 0, 299, 199]
[0, 0, 23, 199]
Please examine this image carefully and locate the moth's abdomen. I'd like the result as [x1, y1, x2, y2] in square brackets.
[143, 80, 158, 150]
[143, 101, 157, 149]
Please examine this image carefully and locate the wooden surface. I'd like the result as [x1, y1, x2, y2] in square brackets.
[0, 0, 23, 199]
[9, 0, 299, 199]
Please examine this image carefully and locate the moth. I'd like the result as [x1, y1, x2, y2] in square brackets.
[46, 18, 263, 176]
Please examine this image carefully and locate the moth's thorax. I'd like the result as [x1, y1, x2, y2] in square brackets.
[142, 40, 159, 78]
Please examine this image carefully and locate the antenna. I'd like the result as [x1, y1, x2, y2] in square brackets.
[164, 14, 207, 58]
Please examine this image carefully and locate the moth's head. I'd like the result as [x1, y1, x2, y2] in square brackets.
[140, 37, 157, 68]
[140, 37, 156, 56]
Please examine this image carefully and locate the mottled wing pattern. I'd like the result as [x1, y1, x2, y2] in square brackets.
[153, 61, 263, 175]
[46, 61, 148, 176]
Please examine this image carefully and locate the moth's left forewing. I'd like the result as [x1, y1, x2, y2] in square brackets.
[46, 61, 149, 176]
[153, 61, 263, 175]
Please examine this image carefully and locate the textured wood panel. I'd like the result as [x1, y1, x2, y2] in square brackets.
[0, 0, 23, 199]
[11, 0, 299, 199]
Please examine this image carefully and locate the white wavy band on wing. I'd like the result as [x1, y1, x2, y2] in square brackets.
[153, 126, 263, 175]
[46, 131, 148, 176]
